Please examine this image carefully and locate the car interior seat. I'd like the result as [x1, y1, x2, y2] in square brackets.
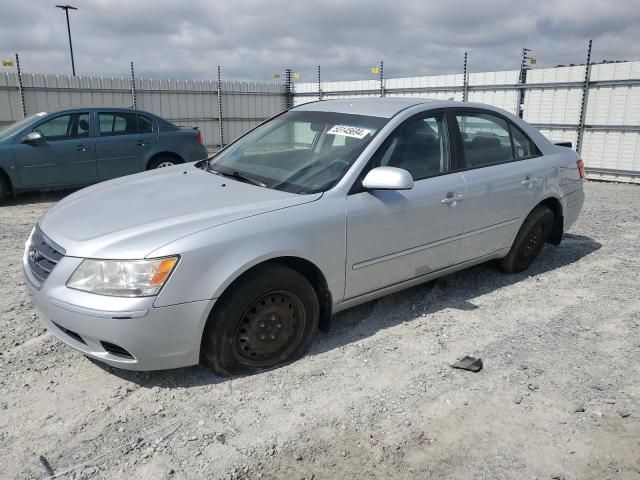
[386, 122, 443, 179]
[464, 133, 511, 167]
[78, 119, 90, 137]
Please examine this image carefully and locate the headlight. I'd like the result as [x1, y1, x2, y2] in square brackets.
[67, 257, 179, 297]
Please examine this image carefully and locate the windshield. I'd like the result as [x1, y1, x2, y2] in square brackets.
[0, 112, 48, 140]
[208, 111, 387, 194]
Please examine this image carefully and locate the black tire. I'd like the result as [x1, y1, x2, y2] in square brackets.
[499, 205, 554, 274]
[147, 155, 181, 170]
[201, 264, 320, 376]
[0, 175, 9, 203]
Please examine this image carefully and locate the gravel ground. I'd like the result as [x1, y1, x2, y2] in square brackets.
[1, 181, 639, 480]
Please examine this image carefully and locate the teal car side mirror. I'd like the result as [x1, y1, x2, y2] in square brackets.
[21, 131, 44, 144]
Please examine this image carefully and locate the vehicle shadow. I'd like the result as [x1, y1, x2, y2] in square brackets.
[311, 233, 602, 355]
[1, 189, 76, 206]
[95, 233, 601, 388]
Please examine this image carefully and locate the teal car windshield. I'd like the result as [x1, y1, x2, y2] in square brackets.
[208, 111, 387, 194]
[0, 113, 47, 140]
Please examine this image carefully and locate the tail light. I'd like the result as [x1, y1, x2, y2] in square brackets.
[576, 159, 586, 180]
[196, 129, 203, 145]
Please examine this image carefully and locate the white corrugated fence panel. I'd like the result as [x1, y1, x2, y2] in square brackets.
[582, 131, 640, 171]
[523, 88, 583, 124]
[586, 85, 640, 125]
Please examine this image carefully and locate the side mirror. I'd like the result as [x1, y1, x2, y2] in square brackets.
[21, 131, 44, 144]
[362, 166, 414, 191]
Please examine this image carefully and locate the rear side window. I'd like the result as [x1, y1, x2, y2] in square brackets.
[456, 113, 512, 168]
[138, 115, 154, 133]
[99, 112, 139, 136]
[511, 125, 538, 159]
[456, 112, 539, 168]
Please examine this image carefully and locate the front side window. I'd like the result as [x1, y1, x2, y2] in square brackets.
[208, 111, 387, 194]
[372, 113, 449, 180]
[99, 112, 139, 136]
[33, 113, 90, 141]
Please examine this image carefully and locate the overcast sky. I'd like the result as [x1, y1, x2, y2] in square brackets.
[1, 0, 639, 83]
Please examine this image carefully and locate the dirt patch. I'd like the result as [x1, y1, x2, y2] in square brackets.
[1, 182, 639, 480]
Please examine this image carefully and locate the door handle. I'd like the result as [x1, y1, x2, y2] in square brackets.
[76, 144, 90, 152]
[521, 175, 539, 186]
[441, 192, 463, 206]
[137, 140, 146, 147]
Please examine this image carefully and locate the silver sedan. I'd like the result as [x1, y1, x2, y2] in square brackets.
[23, 98, 585, 375]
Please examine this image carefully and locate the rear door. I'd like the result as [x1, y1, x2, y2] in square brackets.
[95, 111, 156, 180]
[345, 111, 466, 298]
[14, 112, 96, 188]
[452, 109, 547, 262]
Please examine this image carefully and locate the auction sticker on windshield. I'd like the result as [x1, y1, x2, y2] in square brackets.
[327, 125, 372, 139]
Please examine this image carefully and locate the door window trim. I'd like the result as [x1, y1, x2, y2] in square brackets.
[348, 108, 452, 195]
[450, 107, 542, 172]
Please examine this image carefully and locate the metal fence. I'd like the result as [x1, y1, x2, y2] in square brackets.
[294, 59, 640, 183]
[0, 71, 285, 151]
[1, 56, 639, 183]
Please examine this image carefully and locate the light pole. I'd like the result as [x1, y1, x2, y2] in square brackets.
[56, 5, 78, 76]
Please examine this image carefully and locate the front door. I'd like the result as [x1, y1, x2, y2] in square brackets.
[14, 112, 96, 188]
[345, 111, 466, 299]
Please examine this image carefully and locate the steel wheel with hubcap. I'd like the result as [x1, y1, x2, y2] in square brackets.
[156, 161, 176, 168]
[233, 290, 306, 366]
[201, 264, 319, 375]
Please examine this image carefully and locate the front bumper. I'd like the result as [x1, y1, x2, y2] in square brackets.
[23, 249, 215, 371]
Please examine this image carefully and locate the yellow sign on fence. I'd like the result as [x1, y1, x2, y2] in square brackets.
[530, 57, 537, 65]
[371, 66, 380, 74]
[2, 60, 14, 67]
[274, 73, 281, 80]
[292, 72, 300, 79]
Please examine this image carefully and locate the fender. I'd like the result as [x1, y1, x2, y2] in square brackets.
[150, 196, 346, 309]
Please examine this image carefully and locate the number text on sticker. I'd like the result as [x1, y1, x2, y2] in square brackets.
[327, 125, 372, 140]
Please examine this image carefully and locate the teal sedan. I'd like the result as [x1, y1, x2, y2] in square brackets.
[0, 108, 208, 201]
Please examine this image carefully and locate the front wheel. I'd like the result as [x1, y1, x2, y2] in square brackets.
[499, 205, 554, 273]
[201, 264, 319, 376]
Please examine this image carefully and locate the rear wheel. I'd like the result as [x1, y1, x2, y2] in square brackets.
[201, 264, 319, 376]
[0, 175, 9, 203]
[147, 155, 181, 170]
[499, 205, 554, 273]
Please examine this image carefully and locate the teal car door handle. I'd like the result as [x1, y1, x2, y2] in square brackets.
[76, 144, 91, 152]
[136, 140, 147, 147]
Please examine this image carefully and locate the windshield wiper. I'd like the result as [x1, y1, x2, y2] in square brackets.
[208, 167, 268, 188]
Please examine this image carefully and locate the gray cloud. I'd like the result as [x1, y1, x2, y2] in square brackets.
[0, 0, 639, 82]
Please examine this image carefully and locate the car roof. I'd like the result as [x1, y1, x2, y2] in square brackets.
[292, 98, 454, 118]
[44, 107, 156, 116]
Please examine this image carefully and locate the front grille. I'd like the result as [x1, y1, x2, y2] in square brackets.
[27, 226, 65, 283]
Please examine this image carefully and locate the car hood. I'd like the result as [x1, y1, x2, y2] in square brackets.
[39, 164, 321, 259]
